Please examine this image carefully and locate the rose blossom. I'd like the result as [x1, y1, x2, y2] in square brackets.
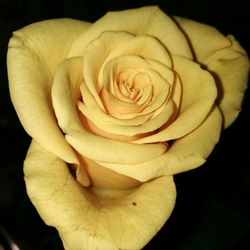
[7, 6, 249, 250]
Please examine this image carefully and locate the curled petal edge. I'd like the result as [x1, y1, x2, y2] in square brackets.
[24, 140, 176, 250]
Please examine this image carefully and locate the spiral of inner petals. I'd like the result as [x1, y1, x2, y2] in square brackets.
[97, 55, 171, 119]
[100, 69, 154, 116]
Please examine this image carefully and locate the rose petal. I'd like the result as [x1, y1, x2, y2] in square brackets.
[79, 82, 154, 126]
[79, 115, 152, 142]
[78, 56, 177, 138]
[174, 17, 249, 127]
[79, 100, 175, 137]
[205, 36, 249, 127]
[68, 6, 192, 59]
[147, 60, 182, 115]
[97, 33, 173, 85]
[173, 17, 231, 62]
[135, 55, 217, 143]
[82, 29, 172, 112]
[51, 57, 167, 164]
[24, 140, 176, 250]
[82, 31, 134, 109]
[7, 18, 90, 164]
[66, 132, 167, 165]
[79, 156, 141, 189]
[101, 55, 171, 118]
[96, 107, 222, 181]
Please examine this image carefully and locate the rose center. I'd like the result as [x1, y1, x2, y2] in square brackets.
[117, 71, 152, 105]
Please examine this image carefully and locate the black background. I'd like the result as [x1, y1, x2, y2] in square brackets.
[0, 0, 249, 249]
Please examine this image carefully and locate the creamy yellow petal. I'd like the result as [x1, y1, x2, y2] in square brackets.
[9, 18, 90, 77]
[79, 116, 151, 142]
[24, 140, 176, 250]
[205, 36, 249, 127]
[51, 57, 83, 131]
[51, 57, 167, 164]
[97, 107, 222, 181]
[7, 19, 90, 164]
[174, 17, 249, 127]
[93, 32, 172, 99]
[156, 107, 222, 175]
[98, 34, 172, 85]
[79, 82, 154, 126]
[66, 134, 167, 165]
[68, 6, 192, 59]
[135, 55, 217, 143]
[100, 87, 146, 115]
[82, 31, 134, 109]
[79, 156, 141, 189]
[147, 59, 175, 84]
[79, 100, 175, 137]
[145, 63, 182, 119]
[173, 17, 231, 62]
[101, 55, 171, 118]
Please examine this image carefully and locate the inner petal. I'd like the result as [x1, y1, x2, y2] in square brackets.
[82, 31, 134, 110]
[51, 56, 168, 166]
[133, 72, 151, 88]
[137, 84, 153, 105]
[79, 99, 176, 138]
[79, 82, 155, 127]
[97, 33, 173, 85]
[100, 88, 146, 116]
[100, 55, 171, 118]
[99, 56, 155, 116]
[134, 55, 217, 143]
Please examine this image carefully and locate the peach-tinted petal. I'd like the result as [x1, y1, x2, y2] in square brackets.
[101, 55, 171, 117]
[100, 87, 146, 115]
[24, 140, 176, 250]
[79, 82, 154, 126]
[97, 107, 222, 181]
[79, 100, 175, 137]
[174, 17, 249, 127]
[51, 57, 167, 164]
[68, 6, 192, 59]
[135, 55, 217, 143]
[7, 19, 90, 164]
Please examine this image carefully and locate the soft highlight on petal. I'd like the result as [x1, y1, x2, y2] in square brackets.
[24, 140, 176, 250]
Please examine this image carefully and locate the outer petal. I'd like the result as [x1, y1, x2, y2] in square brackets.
[174, 17, 249, 127]
[7, 19, 90, 164]
[97, 107, 222, 181]
[24, 140, 176, 250]
[68, 6, 192, 59]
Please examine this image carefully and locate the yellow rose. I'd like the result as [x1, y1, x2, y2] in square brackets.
[7, 6, 249, 250]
